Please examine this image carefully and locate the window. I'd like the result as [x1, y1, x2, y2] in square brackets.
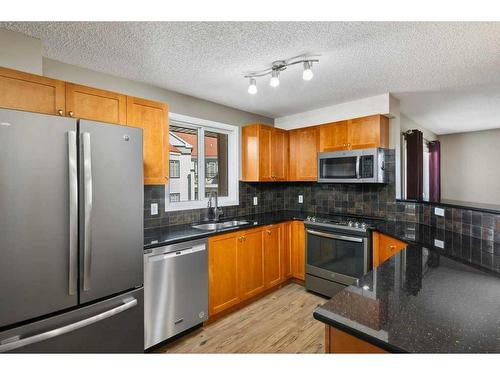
[166, 113, 239, 211]
[169, 160, 180, 178]
[169, 193, 180, 202]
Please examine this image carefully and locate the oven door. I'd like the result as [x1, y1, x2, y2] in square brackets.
[305, 228, 369, 285]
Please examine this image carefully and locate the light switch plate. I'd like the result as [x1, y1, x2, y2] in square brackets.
[434, 207, 445, 217]
[298, 195, 303, 204]
[151, 203, 158, 215]
[434, 239, 444, 248]
[253, 197, 258, 206]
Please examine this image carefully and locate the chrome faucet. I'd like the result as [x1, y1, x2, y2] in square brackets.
[207, 191, 223, 221]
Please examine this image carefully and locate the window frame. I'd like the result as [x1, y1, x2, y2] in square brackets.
[169, 160, 180, 179]
[165, 112, 239, 212]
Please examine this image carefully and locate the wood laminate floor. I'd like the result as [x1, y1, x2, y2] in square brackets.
[155, 283, 327, 354]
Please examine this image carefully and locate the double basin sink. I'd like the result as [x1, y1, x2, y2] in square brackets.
[192, 220, 249, 231]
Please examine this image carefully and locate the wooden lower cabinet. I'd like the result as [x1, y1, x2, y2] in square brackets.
[208, 221, 305, 317]
[238, 228, 265, 301]
[291, 221, 305, 280]
[263, 224, 283, 288]
[325, 326, 387, 354]
[372, 232, 408, 267]
[208, 232, 240, 315]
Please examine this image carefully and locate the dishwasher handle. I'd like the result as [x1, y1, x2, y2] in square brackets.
[147, 244, 206, 262]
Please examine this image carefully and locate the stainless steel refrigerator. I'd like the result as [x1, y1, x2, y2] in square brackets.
[0, 108, 144, 353]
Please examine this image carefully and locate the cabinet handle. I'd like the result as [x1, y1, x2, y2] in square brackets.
[243, 236, 246, 241]
[57, 109, 63, 116]
[68, 111, 74, 117]
[266, 230, 271, 235]
[389, 245, 396, 250]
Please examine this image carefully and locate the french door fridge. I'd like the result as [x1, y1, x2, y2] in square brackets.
[0, 108, 144, 353]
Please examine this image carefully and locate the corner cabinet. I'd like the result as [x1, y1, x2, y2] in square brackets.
[0, 66, 65, 115]
[241, 124, 288, 182]
[126, 97, 169, 185]
[319, 115, 389, 152]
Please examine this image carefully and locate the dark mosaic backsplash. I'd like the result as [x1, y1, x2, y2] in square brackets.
[143, 149, 500, 242]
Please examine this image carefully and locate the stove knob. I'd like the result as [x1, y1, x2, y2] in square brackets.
[306, 216, 311, 221]
[360, 223, 367, 230]
[347, 221, 354, 227]
[354, 222, 360, 228]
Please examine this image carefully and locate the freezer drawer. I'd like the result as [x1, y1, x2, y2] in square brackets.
[0, 289, 144, 353]
[144, 239, 208, 349]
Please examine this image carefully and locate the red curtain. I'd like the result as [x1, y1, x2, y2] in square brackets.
[428, 141, 441, 202]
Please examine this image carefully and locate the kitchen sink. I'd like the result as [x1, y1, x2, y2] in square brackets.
[192, 220, 249, 231]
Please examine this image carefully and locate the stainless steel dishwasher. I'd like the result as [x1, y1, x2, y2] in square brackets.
[144, 238, 208, 349]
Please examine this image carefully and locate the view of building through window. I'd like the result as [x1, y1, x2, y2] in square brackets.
[168, 124, 228, 203]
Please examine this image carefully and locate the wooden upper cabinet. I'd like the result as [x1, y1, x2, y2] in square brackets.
[318, 115, 389, 152]
[65, 83, 127, 124]
[126, 96, 169, 185]
[0, 66, 65, 115]
[288, 126, 319, 181]
[263, 225, 282, 288]
[208, 232, 240, 316]
[348, 115, 389, 150]
[319, 120, 348, 152]
[241, 124, 288, 182]
[238, 228, 265, 301]
[372, 232, 407, 267]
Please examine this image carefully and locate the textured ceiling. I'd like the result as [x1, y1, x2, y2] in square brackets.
[1, 22, 500, 132]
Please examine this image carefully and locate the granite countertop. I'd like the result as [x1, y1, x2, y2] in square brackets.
[144, 210, 312, 250]
[314, 221, 500, 353]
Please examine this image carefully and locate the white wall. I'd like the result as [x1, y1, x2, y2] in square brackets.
[0, 28, 42, 74]
[400, 113, 438, 141]
[439, 129, 500, 205]
[274, 94, 391, 130]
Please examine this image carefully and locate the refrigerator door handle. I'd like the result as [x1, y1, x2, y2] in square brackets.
[68, 131, 78, 296]
[0, 298, 137, 353]
[82, 132, 93, 291]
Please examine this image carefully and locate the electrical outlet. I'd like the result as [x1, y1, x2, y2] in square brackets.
[434, 239, 444, 248]
[434, 207, 445, 217]
[298, 195, 303, 204]
[151, 203, 158, 215]
[253, 197, 258, 206]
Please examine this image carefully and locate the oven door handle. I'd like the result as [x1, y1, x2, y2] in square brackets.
[306, 229, 363, 243]
[356, 155, 361, 179]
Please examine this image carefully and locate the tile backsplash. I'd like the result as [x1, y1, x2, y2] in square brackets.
[144, 148, 500, 244]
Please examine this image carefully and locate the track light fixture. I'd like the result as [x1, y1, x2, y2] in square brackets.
[247, 78, 257, 94]
[244, 55, 319, 94]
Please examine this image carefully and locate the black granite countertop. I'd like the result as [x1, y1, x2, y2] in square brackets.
[144, 210, 311, 250]
[314, 221, 500, 353]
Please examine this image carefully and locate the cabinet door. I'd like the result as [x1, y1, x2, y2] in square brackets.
[258, 125, 273, 181]
[348, 115, 389, 150]
[291, 221, 305, 280]
[271, 129, 288, 181]
[263, 225, 282, 288]
[65, 83, 126, 124]
[288, 126, 319, 181]
[238, 229, 265, 300]
[126, 96, 169, 185]
[241, 124, 260, 181]
[208, 233, 240, 315]
[0, 66, 65, 115]
[373, 232, 407, 267]
[319, 121, 348, 152]
[282, 222, 293, 279]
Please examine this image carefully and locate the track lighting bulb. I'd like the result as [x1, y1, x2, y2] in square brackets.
[302, 61, 314, 81]
[248, 78, 257, 94]
[270, 70, 280, 87]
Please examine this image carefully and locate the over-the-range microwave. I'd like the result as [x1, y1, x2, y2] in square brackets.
[317, 148, 388, 183]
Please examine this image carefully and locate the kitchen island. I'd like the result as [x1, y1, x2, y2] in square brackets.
[314, 221, 500, 353]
